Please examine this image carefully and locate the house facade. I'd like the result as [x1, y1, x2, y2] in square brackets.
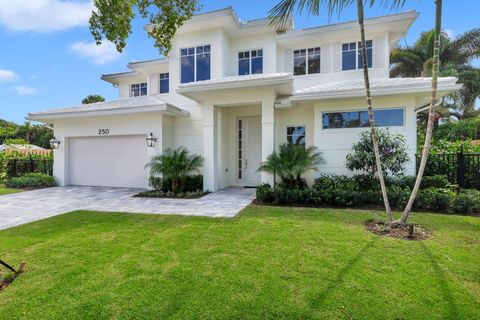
[28, 7, 461, 191]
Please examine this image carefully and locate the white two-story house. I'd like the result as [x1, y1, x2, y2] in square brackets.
[28, 7, 461, 191]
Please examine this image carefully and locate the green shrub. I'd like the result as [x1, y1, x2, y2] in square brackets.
[5, 173, 56, 189]
[421, 175, 450, 189]
[414, 188, 455, 211]
[135, 190, 208, 199]
[450, 190, 480, 214]
[313, 174, 355, 191]
[149, 175, 203, 192]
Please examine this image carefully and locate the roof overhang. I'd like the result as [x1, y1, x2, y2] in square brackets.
[176, 73, 294, 101]
[27, 96, 189, 122]
[101, 71, 141, 85]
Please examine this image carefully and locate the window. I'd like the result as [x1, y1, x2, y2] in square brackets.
[131, 83, 147, 97]
[159, 73, 169, 94]
[238, 49, 263, 75]
[181, 45, 211, 84]
[322, 109, 404, 129]
[342, 40, 373, 71]
[287, 126, 306, 146]
[294, 47, 320, 76]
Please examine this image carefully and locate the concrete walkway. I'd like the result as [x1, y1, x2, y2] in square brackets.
[0, 186, 256, 230]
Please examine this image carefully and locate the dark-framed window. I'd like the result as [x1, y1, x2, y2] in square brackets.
[238, 49, 263, 75]
[180, 45, 211, 84]
[322, 108, 404, 129]
[342, 40, 373, 71]
[294, 47, 320, 76]
[159, 73, 169, 94]
[131, 82, 147, 97]
[287, 126, 306, 146]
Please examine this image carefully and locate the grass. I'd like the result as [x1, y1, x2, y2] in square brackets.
[0, 184, 21, 196]
[0, 206, 479, 319]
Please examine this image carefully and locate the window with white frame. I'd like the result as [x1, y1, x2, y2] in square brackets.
[238, 49, 263, 75]
[322, 108, 404, 129]
[342, 40, 372, 71]
[159, 73, 169, 93]
[287, 126, 306, 146]
[180, 45, 211, 84]
[130, 83, 147, 97]
[293, 47, 320, 76]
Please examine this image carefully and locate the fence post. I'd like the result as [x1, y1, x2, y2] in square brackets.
[29, 155, 34, 173]
[457, 145, 466, 188]
[12, 159, 17, 177]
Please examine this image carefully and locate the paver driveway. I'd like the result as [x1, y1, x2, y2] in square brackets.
[0, 186, 256, 230]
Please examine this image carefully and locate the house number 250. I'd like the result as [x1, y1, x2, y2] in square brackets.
[98, 129, 110, 135]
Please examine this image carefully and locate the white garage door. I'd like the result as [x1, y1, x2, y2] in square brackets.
[69, 135, 148, 188]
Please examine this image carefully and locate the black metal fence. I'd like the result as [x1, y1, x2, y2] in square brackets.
[417, 151, 480, 189]
[6, 157, 54, 178]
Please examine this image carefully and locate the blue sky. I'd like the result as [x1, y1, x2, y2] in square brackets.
[0, 0, 478, 124]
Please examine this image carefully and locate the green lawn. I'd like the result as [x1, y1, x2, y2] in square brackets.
[0, 207, 479, 319]
[0, 184, 20, 196]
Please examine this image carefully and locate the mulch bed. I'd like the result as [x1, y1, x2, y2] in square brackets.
[365, 221, 432, 240]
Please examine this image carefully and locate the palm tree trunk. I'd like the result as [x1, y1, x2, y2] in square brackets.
[398, 0, 442, 225]
[356, 0, 393, 222]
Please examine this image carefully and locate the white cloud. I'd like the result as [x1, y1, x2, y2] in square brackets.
[0, 69, 19, 84]
[15, 85, 39, 95]
[0, 0, 94, 33]
[69, 41, 122, 65]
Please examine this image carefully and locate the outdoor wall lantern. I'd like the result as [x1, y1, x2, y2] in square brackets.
[146, 133, 157, 148]
[49, 137, 61, 149]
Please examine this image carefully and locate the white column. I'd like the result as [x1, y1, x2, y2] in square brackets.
[261, 98, 275, 185]
[53, 135, 67, 186]
[203, 103, 218, 191]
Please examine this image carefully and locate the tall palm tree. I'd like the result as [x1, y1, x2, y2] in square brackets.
[391, 27, 480, 120]
[82, 94, 105, 104]
[269, 0, 406, 222]
[398, 0, 443, 225]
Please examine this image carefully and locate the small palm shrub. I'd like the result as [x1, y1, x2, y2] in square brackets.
[257, 144, 323, 189]
[146, 147, 203, 193]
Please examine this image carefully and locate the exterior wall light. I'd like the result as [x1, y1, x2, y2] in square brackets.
[49, 137, 61, 149]
[146, 133, 157, 148]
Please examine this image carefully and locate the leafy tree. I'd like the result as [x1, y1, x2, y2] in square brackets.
[258, 144, 324, 189]
[346, 129, 410, 176]
[146, 147, 203, 193]
[391, 28, 480, 120]
[433, 117, 480, 142]
[82, 95, 105, 104]
[89, 0, 199, 55]
[0, 120, 53, 149]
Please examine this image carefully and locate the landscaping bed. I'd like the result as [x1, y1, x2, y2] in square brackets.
[0, 207, 478, 319]
[134, 190, 209, 199]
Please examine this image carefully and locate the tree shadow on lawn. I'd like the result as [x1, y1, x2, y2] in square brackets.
[307, 237, 378, 310]
[422, 243, 460, 319]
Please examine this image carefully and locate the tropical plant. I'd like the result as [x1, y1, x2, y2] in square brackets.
[89, 0, 199, 55]
[391, 28, 480, 120]
[346, 129, 409, 176]
[82, 95, 105, 104]
[433, 117, 480, 141]
[258, 143, 324, 189]
[269, 0, 408, 222]
[146, 147, 203, 193]
[1, 119, 53, 148]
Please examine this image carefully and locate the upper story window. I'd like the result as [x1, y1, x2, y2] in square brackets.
[294, 47, 320, 76]
[131, 83, 147, 97]
[238, 49, 263, 75]
[322, 108, 404, 129]
[342, 40, 373, 71]
[181, 45, 211, 84]
[159, 73, 169, 94]
[287, 126, 306, 146]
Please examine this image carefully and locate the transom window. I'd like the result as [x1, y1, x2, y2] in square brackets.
[322, 108, 404, 129]
[180, 45, 211, 84]
[294, 47, 320, 76]
[238, 49, 263, 75]
[342, 40, 372, 71]
[159, 73, 169, 94]
[130, 83, 147, 97]
[287, 126, 306, 146]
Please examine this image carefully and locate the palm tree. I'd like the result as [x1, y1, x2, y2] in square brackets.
[391, 27, 480, 120]
[82, 94, 105, 104]
[258, 144, 324, 189]
[146, 147, 203, 192]
[269, 0, 406, 222]
[398, 0, 443, 225]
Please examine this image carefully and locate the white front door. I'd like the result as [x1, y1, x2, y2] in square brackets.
[237, 117, 262, 186]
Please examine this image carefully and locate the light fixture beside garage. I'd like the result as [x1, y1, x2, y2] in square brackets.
[146, 133, 157, 148]
[49, 137, 61, 149]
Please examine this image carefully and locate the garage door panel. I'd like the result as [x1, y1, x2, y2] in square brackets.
[69, 135, 148, 188]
